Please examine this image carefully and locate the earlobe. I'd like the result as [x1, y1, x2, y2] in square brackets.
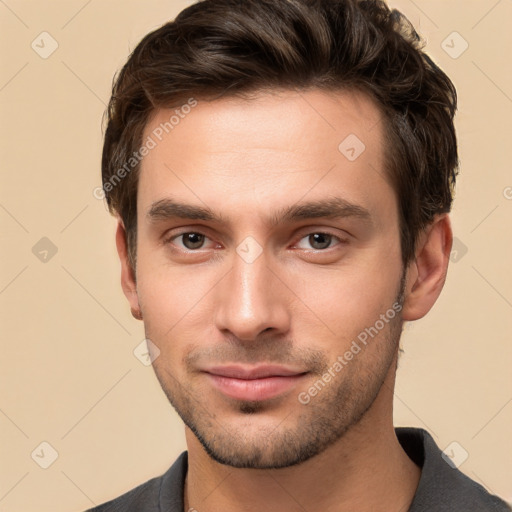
[130, 307, 143, 320]
[401, 215, 453, 321]
[115, 220, 143, 321]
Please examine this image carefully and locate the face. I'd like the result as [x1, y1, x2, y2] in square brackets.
[129, 89, 406, 469]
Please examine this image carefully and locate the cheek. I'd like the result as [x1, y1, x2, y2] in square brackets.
[136, 258, 219, 342]
[283, 247, 402, 343]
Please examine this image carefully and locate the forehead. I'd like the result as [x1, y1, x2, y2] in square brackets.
[138, 89, 394, 225]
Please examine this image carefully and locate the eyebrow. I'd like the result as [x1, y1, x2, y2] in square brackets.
[146, 197, 372, 226]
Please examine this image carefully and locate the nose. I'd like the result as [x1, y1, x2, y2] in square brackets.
[213, 249, 291, 342]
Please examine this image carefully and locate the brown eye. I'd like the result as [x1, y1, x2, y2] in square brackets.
[295, 232, 344, 251]
[308, 233, 333, 250]
[181, 233, 205, 249]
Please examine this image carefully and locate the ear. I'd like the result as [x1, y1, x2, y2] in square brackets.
[115, 220, 143, 321]
[401, 214, 453, 321]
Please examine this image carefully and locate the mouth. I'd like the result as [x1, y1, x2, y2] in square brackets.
[203, 365, 308, 401]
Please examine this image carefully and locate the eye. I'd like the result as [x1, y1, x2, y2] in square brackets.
[295, 232, 343, 250]
[169, 232, 211, 250]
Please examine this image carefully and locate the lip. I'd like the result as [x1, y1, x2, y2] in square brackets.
[204, 365, 308, 401]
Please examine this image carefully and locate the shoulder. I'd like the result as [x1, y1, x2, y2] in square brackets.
[396, 427, 511, 512]
[83, 451, 188, 512]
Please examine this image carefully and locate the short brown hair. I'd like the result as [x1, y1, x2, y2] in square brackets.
[102, 0, 458, 269]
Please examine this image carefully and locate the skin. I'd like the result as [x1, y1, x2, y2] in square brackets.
[116, 89, 452, 512]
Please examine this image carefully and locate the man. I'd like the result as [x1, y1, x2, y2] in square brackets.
[89, 0, 510, 510]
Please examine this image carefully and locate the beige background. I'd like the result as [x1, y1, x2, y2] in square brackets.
[0, 0, 511, 510]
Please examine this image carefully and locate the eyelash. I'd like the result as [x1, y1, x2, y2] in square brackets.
[163, 230, 348, 252]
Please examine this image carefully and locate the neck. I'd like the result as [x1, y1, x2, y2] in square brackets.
[183, 369, 420, 512]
